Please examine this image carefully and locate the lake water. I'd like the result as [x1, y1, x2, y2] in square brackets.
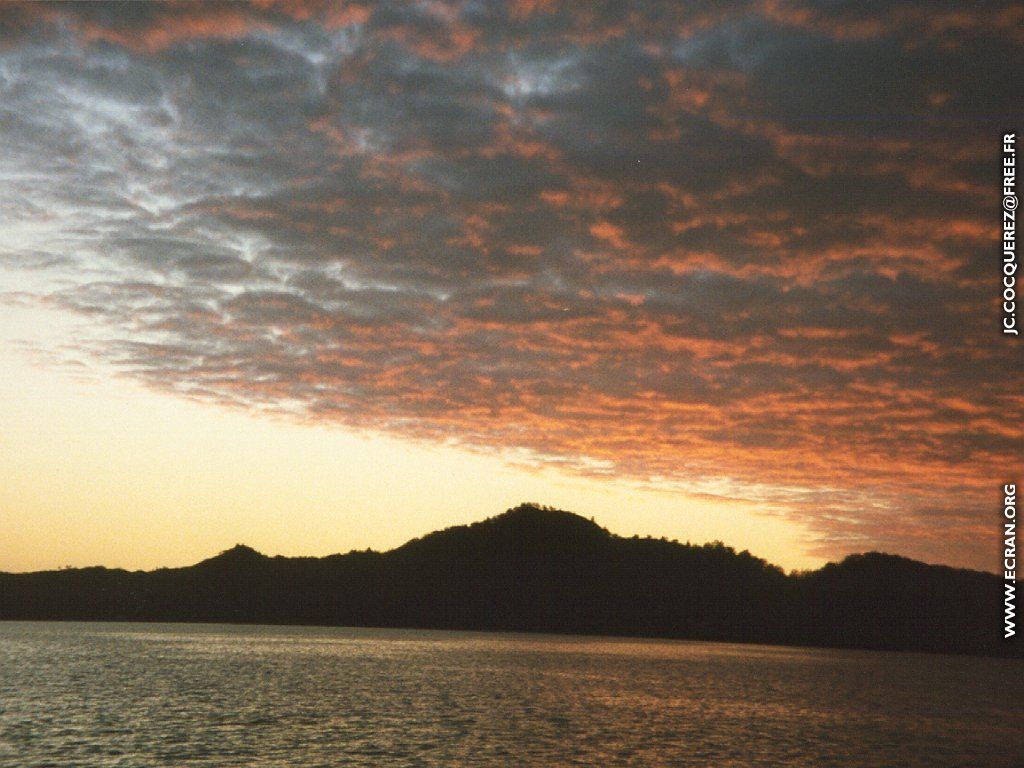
[0, 622, 1020, 767]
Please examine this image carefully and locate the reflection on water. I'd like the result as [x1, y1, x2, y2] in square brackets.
[0, 622, 1020, 767]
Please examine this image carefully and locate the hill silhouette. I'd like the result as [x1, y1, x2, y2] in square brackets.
[0, 504, 1016, 658]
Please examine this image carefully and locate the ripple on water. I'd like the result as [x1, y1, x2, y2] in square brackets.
[0, 622, 1021, 767]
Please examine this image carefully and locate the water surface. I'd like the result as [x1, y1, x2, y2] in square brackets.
[0, 622, 1019, 766]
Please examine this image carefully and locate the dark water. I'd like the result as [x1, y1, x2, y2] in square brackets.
[0, 622, 1020, 767]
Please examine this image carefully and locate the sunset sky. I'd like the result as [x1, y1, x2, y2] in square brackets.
[1, 1, 1021, 574]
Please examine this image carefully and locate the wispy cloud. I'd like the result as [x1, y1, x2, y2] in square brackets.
[1, 0, 1020, 568]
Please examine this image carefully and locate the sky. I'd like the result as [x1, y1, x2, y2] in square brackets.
[0, 0, 1021, 574]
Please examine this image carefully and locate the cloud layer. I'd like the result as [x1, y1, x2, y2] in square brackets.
[2, 0, 1021, 568]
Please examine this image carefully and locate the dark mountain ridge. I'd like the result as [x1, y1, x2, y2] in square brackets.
[1, 504, 1016, 658]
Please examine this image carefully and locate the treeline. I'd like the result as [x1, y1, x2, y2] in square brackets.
[0, 504, 1016, 658]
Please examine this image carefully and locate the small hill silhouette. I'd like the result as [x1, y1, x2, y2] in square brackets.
[197, 544, 269, 570]
[0, 503, 1016, 658]
[394, 504, 611, 559]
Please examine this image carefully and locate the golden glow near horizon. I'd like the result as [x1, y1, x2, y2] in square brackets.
[0, 301, 818, 574]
